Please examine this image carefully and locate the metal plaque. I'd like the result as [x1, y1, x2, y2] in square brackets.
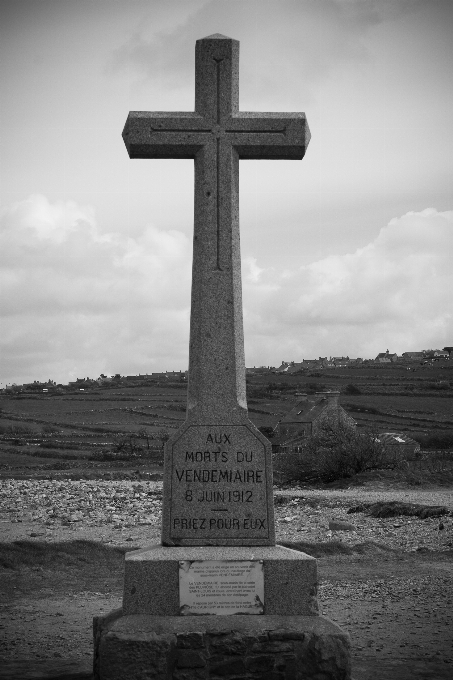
[179, 560, 264, 615]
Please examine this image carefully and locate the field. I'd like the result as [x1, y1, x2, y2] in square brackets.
[0, 368, 452, 679]
[247, 363, 453, 437]
[1, 363, 453, 482]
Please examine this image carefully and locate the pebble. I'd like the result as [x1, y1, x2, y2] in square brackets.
[0, 479, 162, 529]
[1, 479, 452, 552]
[274, 494, 453, 552]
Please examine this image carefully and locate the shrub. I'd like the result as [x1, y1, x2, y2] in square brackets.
[0, 424, 34, 436]
[306, 382, 326, 394]
[300, 419, 400, 483]
[41, 424, 60, 435]
[344, 404, 380, 415]
[365, 501, 448, 519]
[112, 435, 144, 456]
[156, 429, 170, 444]
[423, 381, 450, 391]
[344, 383, 361, 395]
[413, 432, 453, 449]
[166, 403, 186, 411]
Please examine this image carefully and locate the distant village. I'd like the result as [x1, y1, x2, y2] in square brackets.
[2, 347, 451, 394]
[265, 347, 452, 375]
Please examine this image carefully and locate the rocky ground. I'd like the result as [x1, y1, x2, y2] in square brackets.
[0, 477, 452, 679]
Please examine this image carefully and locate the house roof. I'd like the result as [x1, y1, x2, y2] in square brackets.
[277, 396, 331, 425]
[376, 432, 420, 447]
[272, 432, 308, 447]
[286, 362, 305, 374]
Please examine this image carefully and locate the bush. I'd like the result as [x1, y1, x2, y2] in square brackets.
[423, 382, 450, 391]
[344, 403, 380, 415]
[306, 382, 325, 394]
[414, 432, 453, 449]
[166, 402, 186, 411]
[300, 420, 400, 483]
[344, 383, 361, 395]
[41, 424, 60, 435]
[365, 501, 448, 519]
[0, 424, 34, 436]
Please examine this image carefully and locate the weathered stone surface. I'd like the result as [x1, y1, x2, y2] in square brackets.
[93, 613, 351, 680]
[176, 632, 205, 649]
[209, 656, 246, 676]
[249, 640, 294, 653]
[245, 654, 275, 672]
[122, 545, 318, 617]
[176, 649, 207, 668]
[208, 631, 248, 655]
[163, 423, 274, 546]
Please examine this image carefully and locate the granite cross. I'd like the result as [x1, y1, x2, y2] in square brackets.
[123, 34, 310, 546]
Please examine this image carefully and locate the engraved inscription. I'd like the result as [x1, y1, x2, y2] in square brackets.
[168, 425, 270, 541]
[179, 560, 264, 615]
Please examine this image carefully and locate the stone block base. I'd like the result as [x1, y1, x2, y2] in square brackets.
[123, 545, 318, 616]
[93, 610, 351, 680]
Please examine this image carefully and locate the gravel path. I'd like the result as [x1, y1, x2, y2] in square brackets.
[320, 567, 453, 666]
[1, 479, 452, 553]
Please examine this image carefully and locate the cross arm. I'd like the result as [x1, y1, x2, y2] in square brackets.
[228, 112, 310, 160]
[122, 112, 210, 159]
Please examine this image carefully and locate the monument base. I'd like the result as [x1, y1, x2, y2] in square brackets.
[93, 611, 351, 680]
[122, 545, 318, 616]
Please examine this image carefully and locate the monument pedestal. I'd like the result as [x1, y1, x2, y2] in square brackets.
[122, 545, 318, 617]
[93, 545, 351, 680]
[94, 613, 350, 680]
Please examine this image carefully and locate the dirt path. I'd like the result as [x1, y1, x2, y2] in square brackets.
[1, 551, 452, 679]
[1, 481, 452, 679]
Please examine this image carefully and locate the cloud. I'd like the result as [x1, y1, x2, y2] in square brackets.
[243, 208, 453, 363]
[1, 196, 451, 384]
[0, 194, 192, 384]
[106, 0, 389, 108]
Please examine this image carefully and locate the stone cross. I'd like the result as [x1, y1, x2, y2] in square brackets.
[123, 34, 310, 546]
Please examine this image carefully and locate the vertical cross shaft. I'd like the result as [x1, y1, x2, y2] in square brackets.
[189, 36, 244, 422]
[122, 33, 310, 423]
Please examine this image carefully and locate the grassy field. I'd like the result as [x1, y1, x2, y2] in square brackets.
[246, 363, 453, 439]
[1, 364, 452, 477]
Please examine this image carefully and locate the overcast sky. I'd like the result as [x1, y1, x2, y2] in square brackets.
[1, 0, 452, 386]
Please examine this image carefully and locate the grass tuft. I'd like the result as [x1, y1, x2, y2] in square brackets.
[280, 540, 354, 557]
[0, 539, 127, 571]
[366, 501, 449, 519]
[280, 539, 398, 557]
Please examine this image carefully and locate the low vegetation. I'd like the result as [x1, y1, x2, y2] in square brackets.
[414, 432, 453, 449]
[347, 501, 450, 519]
[299, 421, 400, 483]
